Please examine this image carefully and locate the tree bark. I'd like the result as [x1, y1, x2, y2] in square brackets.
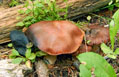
[0, 0, 111, 44]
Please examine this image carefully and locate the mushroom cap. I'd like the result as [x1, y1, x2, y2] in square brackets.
[26, 21, 84, 55]
[10, 30, 29, 56]
[86, 25, 109, 45]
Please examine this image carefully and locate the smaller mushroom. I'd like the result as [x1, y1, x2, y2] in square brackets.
[86, 24, 110, 45]
[10, 30, 29, 56]
[73, 44, 92, 56]
[26, 20, 85, 55]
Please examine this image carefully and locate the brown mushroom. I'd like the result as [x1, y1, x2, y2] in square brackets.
[25, 20, 84, 55]
[73, 44, 92, 56]
[86, 24, 110, 45]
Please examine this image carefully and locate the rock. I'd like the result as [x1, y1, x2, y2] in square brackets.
[35, 60, 49, 77]
[0, 59, 32, 77]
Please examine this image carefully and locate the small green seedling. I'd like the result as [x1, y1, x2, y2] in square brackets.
[95, 0, 119, 11]
[9, 0, 19, 7]
[16, 0, 68, 27]
[101, 43, 119, 59]
[8, 43, 13, 48]
[86, 40, 91, 44]
[101, 9, 119, 59]
[106, 0, 119, 10]
[109, 9, 119, 50]
[9, 42, 47, 66]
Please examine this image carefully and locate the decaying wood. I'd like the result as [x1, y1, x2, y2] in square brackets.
[0, 59, 32, 77]
[0, 5, 25, 44]
[0, 0, 111, 44]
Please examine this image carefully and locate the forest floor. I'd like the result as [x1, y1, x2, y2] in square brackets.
[0, 1, 119, 77]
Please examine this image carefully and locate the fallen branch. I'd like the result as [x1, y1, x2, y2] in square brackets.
[0, 0, 111, 44]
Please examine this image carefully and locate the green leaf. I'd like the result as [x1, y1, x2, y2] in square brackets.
[28, 53, 36, 60]
[107, 54, 116, 59]
[34, 10, 39, 16]
[108, 0, 113, 5]
[9, 0, 19, 7]
[115, 3, 119, 7]
[22, 57, 27, 62]
[113, 9, 119, 32]
[25, 9, 32, 14]
[77, 52, 116, 77]
[36, 51, 47, 57]
[12, 58, 23, 64]
[64, 0, 68, 2]
[23, 16, 33, 21]
[16, 16, 21, 20]
[9, 49, 20, 59]
[110, 20, 115, 27]
[26, 42, 33, 48]
[9, 54, 16, 59]
[31, 18, 37, 23]
[100, 43, 113, 54]
[36, 3, 44, 8]
[8, 43, 13, 47]
[114, 48, 119, 55]
[25, 22, 32, 27]
[38, 16, 41, 21]
[25, 48, 32, 58]
[24, 1, 29, 7]
[18, 10, 25, 14]
[110, 9, 119, 50]
[79, 64, 91, 77]
[116, 0, 119, 2]
[101, 44, 117, 59]
[87, 40, 91, 44]
[16, 22, 24, 26]
[45, 17, 53, 20]
[109, 20, 115, 50]
[11, 49, 20, 56]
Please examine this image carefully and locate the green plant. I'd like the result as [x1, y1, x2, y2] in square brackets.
[95, 0, 119, 12]
[101, 43, 119, 59]
[9, 0, 19, 7]
[100, 9, 119, 59]
[9, 43, 47, 65]
[8, 43, 13, 47]
[108, 0, 119, 10]
[9, 0, 25, 7]
[109, 9, 119, 50]
[77, 52, 116, 77]
[16, 0, 68, 27]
